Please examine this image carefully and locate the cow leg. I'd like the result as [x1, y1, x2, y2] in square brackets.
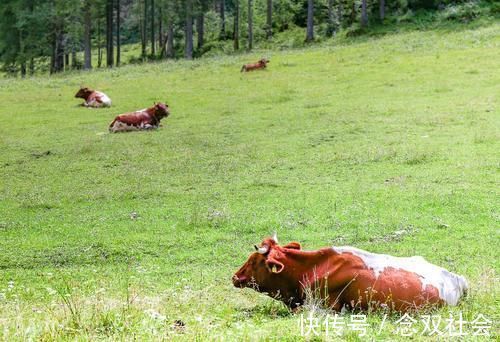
[142, 124, 158, 130]
[87, 99, 99, 108]
[109, 121, 129, 133]
[326, 291, 347, 312]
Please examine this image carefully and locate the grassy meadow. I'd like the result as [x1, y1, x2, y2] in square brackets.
[0, 23, 499, 340]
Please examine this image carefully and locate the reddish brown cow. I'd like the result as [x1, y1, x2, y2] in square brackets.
[241, 58, 270, 72]
[233, 235, 468, 312]
[75, 87, 112, 108]
[108, 103, 170, 133]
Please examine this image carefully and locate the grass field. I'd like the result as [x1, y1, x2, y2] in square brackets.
[0, 23, 499, 340]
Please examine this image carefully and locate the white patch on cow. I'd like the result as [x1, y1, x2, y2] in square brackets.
[141, 123, 157, 130]
[95, 91, 112, 107]
[332, 246, 468, 305]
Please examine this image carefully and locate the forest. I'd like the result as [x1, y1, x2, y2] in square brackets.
[0, 0, 497, 76]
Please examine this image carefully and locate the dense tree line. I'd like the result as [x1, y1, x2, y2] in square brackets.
[0, 0, 486, 76]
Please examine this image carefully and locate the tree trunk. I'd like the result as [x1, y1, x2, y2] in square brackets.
[20, 63, 26, 78]
[337, 0, 342, 28]
[83, 0, 92, 70]
[327, 0, 335, 36]
[159, 6, 163, 49]
[97, 18, 103, 68]
[116, 0, 121, 66]
[361, 0, 368, 27]
[306, 0, 314, 42]
[65, 53, 69, 70]
[185, 0, 193, 59]
[151, 0, 155, 56]
[53, 27, 65, 73]
[106, 0, 114, 67]
[379, 0, 385, 21]
[142, 0, 148, 58]
[266, 0, 272, 39]
[349, 0, 356, 26]
[219, 0, 226, 39]
[166, 20, 174, 58]
[29, 58, 35, 75]
[197, 12, 204, 50]
[247, 0, 253, 50]
[19, 29, 26, 77]
[71, 51, 77, 69]
[233, 0, 239, 50]
[56, 29, 64, 73]
[50, 35, 55, 74]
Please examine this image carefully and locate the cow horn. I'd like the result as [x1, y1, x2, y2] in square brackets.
[272, 232, 278, 243]
[257, 245, 269, 254]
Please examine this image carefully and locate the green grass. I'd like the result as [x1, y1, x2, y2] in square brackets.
[0, 22, 499, 340]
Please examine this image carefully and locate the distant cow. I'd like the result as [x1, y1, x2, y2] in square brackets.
[241, 58, 270, 72]
[233, 235, 468, 312]
[108, 102, 170, 133]
[75, 87, 112, 108]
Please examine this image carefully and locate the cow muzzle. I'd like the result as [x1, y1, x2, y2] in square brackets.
[232, 274, 247, 288]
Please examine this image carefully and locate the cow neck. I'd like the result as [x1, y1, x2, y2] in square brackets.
[145, 107, 160, 122]
[143, 107, 160, 124]
[143, 107, 155, 115]
[278, 247, 337, 276]
[84, 91, 94, 100]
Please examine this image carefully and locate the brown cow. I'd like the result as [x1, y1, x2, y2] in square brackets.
[233, 235, 468, 312]
[241, 58, 270, 72]
[108, 102, 170, 133]
[75, 87, 112, 108]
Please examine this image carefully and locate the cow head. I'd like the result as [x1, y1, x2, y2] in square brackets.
[75, 87, 93, 99]
[153, 102, 170, 120]
[232, 234, 302, 291]
[259, 58, 270, 66]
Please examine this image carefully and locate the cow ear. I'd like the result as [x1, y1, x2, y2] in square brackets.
[266, 258, 284, 274]
[283, 242, 301, 250]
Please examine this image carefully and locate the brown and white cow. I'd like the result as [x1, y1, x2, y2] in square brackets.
[108, 102, 170, 133]
[233, 235, 468, 312]
[75, 87, 112, 108]
[241, 58, 270, 72]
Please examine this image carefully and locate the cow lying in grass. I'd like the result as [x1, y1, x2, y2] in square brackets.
[75, 87, 112, 108]
[233, 234, 468, 312]
[241, 58, 270, 72]
[108, 102, 170, 133]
